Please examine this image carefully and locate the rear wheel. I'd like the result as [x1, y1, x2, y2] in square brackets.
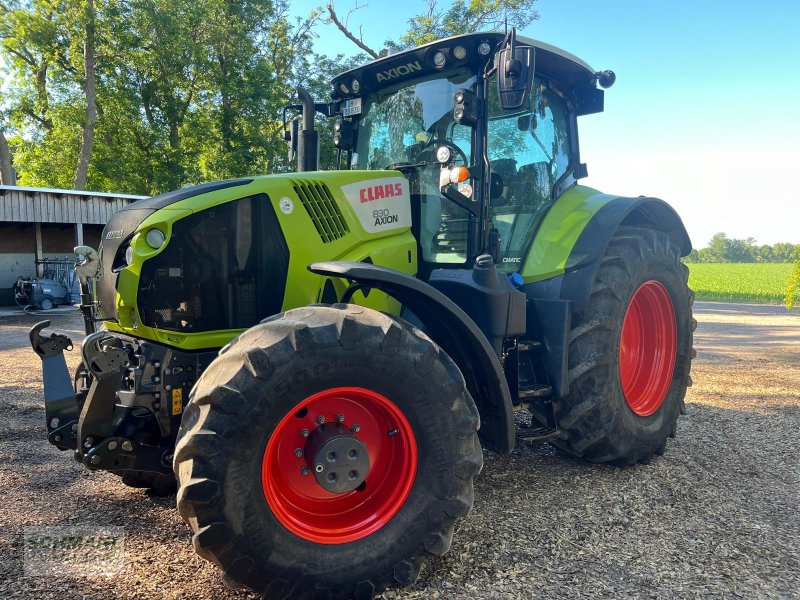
[174, 304, 482, 599]
[552, 227, 694, 465]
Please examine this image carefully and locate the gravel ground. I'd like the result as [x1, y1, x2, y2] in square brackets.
[1, 302, 798, 599]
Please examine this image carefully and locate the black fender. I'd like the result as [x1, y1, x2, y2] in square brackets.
[523, 196, 692, 396]
[309, 261, 515, 454]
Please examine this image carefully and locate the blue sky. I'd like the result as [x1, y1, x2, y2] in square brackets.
[296, 0, 800, 247]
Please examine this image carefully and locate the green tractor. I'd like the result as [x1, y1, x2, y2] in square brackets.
[31, 30, 694, 599]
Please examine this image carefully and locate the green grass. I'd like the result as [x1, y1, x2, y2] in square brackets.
[687, 263, 797, 304]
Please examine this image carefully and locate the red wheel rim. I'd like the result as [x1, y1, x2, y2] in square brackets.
[262, 387, 417, 544]
[619, 280, 677, 417]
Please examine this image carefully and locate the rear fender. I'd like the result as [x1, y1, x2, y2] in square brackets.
[308, 261, 515, 454]
[526, 195, 691, 312]
[522, 195, 692, 395]
[521, 186, 691, 285]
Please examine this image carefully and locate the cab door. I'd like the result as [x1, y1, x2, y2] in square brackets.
[486, 77, 574, 270]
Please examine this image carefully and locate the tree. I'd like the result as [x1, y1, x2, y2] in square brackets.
[1, 0, 113, 189]
[1, 0, 319, 194]
[74, 0, 97, 189]
[725, 236, 756, 263]
[756, 244, 773, 263]
[705, 232, 729, 263]
[400, 0, 539, 47]
[701, 232, 756, 263]
[326, 0, 539, 57]
[2, 0, 542, 193]
[0, 130, 15, 184]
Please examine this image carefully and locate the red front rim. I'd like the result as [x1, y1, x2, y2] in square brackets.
[262, 387, 418, 544]
[619, 280, 677, 417]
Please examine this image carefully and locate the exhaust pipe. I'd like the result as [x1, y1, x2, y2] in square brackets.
[297, 87, 319, 172]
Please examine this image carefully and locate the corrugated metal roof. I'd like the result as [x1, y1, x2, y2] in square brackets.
[0, 185, 147, 224]
[0, 185, 145, 200]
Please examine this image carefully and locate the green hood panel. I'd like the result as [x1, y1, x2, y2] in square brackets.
[103, 171, 417, 350]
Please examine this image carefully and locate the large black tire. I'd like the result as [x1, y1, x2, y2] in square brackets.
[174, 304, 482, 599]
[551, 227, 694, 465]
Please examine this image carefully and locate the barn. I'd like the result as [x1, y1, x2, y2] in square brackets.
[0, 185, 145, 304]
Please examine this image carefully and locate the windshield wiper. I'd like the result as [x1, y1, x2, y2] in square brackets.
[384, 161, 438, 171]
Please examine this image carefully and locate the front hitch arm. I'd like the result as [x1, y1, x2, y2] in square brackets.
[30, 321, 79, 450]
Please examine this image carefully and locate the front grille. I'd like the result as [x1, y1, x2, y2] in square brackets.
[292, 181, 349, 243]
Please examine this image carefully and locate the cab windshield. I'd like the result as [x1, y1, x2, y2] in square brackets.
[351, 70, 477, 266]
[351, 70, 476, 170]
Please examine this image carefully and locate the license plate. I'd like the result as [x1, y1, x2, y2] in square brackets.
[341, 98, 362, 117]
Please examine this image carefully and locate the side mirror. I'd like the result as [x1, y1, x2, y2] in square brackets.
[497, 44, 534, 110]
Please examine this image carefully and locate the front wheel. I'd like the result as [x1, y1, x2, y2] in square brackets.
[552, 227, 694, 465]
[174, 304, 482, 599]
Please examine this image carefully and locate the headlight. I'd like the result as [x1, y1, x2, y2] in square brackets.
[433, 50, 446, 68]
[124, 245, 134, 266]
[146, 228, 166, 249]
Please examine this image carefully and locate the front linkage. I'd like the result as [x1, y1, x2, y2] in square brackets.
[30, 320, 216, 478]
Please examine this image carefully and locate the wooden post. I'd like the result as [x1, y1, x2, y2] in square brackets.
[75, 222, 84, 248]
[35, 222, 43, 277]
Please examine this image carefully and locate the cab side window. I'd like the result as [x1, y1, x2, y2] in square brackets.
[486, 78, 572, 265]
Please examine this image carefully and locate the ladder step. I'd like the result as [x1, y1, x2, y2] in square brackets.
[518, 340, 542, 352]
[516, 426, 560, 444]
[519, 383, 552, 399]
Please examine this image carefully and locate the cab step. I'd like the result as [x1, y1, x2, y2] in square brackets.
[518, 383, 552, 399]
[516, 426, 560, 444]
[517, 340, 541, 352]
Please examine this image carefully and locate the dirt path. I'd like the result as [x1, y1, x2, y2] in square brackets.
[1, 302, 798, 599]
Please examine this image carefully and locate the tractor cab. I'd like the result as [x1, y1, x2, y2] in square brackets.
[291, 31, 612, 277]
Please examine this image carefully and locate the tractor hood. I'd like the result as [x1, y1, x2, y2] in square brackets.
[96, 171, 417, 350]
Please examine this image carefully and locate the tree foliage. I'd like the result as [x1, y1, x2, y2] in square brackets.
[786, 248, 800, 309]
[399, 0, 538, 47]
[685, 232, 798, 264]
[1, 0, 537, 194]
[326, 0, 538, 56]
[0, 0, 320, 194]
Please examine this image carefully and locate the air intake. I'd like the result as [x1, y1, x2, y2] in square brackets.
[292, 181, 350, 243]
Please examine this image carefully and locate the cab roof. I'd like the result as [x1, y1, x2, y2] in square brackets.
[331, 31, 605, 114]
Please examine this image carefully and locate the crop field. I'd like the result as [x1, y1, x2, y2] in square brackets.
[687, 263, 797, 305]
